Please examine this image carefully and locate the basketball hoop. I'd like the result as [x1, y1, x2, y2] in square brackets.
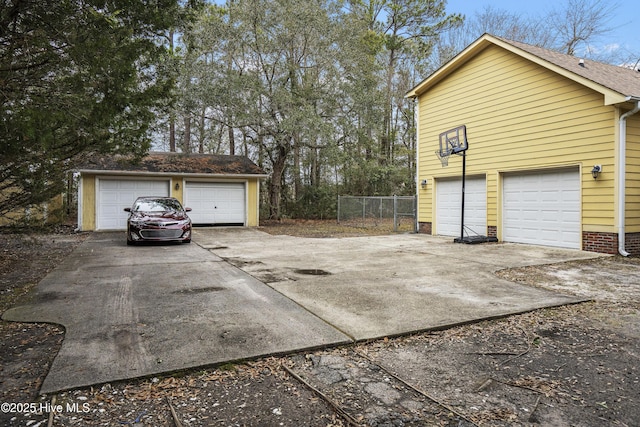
[435, 125, 468, 167]
[435, 149, 450, 167]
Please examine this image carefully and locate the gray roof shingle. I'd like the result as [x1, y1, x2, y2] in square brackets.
[496, 36, 640, 99]
[77, 152, 267, 176]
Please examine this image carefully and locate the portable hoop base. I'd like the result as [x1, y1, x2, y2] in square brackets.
[454, 235, 499, 244]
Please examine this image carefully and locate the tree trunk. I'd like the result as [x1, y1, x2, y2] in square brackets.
[169, 116, 176, 152]
[183, 116, 191, 152]
[311, 145, 319, 187]
[293, 132, 301, 199]
[168, 30, 176, 152]
[382, 46, 397, 165]
[198, 108, 206, 153]
[269, 145, 287, 219]
[228, 125, 235, 155]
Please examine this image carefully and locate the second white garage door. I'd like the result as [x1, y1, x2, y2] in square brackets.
[436, 177, 487, 237]
[502, 169, 580, 249]
[184, 182, 246, 225]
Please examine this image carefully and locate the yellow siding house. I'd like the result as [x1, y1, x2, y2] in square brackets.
[406, 34, 640, 255]
[76, 152, 267, 231]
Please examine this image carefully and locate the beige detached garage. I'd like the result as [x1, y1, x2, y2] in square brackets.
[76, 152, 267, 231]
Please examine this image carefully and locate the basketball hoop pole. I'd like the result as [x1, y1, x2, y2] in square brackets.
[437, 125, 494, 244]
[434, 125, 498, 244]
[459, 151, 466, 242]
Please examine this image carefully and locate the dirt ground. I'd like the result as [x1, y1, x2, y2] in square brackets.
[1, 220, 639, 426]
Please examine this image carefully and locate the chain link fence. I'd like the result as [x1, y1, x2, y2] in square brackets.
[337, 195, 416, 232]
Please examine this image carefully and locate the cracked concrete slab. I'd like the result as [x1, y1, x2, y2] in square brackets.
[195, 229, 601, 341]
[2, 233, 350, 393]
[3, 228, 601, 393]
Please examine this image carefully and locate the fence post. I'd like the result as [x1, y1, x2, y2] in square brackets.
[393, 195, 397, 232]
[413, 196, 417, 233]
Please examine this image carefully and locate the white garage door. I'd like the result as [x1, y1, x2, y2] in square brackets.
[503, 169, 580, 249]
[436, 177, 487, 237]
[184, 182, 246, 225]
[97, 179, 170, 230]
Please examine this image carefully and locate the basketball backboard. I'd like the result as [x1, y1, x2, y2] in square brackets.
[438, 125, 468, 156]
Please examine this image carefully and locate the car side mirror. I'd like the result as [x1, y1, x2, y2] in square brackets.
[185, 207, 192, 212]
[124, 208, 131, 212]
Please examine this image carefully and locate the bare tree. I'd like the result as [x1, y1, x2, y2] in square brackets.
[434, 0, 631, 68]
[547, 0, 617, 56]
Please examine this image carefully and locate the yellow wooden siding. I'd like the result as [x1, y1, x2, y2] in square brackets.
[171, 177, 183, 201]
[417, 44, 617, 234]
[81, 174, 96, 231]
[627, 113, 640, 231]
[247, 179, 260, 226]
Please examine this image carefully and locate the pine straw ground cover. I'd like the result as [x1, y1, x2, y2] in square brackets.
[0, 221, 639, 426]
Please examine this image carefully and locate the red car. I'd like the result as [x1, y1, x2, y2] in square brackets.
[124, 197, 192, 245]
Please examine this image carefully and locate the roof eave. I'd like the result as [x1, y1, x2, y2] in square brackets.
[490, 39, 629, 105]
[406, 33, 636, 105]
[405, 34, 493, 99]
[76, 169, 270, 179]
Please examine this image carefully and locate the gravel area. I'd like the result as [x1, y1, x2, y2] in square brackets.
[1, 223, 639, 426]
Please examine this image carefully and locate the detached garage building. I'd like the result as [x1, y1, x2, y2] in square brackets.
[406, 34, 640, 255]
[76, 152, 267, 231]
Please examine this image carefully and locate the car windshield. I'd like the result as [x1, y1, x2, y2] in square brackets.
[134, 199, 183, 213]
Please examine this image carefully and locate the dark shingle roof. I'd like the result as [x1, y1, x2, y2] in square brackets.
[497, 36, 640, 99]
[77, 152, 267, 176]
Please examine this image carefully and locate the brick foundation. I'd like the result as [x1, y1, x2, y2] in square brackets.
[418, 222, 432, 234]
[419, 224, 638, 255]
[624, 232, 640, 255]
[582, 231, 640, 255]
[582, 231, 618, 254]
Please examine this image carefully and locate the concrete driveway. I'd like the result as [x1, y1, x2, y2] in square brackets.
[194, 229, 600, 340]
[3, 228, 600, 393]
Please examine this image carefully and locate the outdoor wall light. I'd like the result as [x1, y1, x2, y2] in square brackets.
[591, 165, 602, 179]
[175, 182, 180, 190]
[420, 179, 428, 189]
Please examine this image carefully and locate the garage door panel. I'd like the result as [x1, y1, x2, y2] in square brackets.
[185, 182, 246, 225]
[97, 179, 169, 230]
[436, 177, 487, 237]
[502, 169, 580, 249]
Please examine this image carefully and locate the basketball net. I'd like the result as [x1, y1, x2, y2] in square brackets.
[435, 149, 450, 167]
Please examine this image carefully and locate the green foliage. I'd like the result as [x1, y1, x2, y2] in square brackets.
[0, 0, 196, 220]
[286, 185, 338, 220]
[160, 0, 459, 219]
[341, 159, 414, 197]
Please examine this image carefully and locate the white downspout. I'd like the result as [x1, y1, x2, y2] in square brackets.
[617, 99, 640, 256]
[413, 97, 420, 233]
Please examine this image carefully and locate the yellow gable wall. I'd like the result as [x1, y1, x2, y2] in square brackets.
[417, 44, 620, 237]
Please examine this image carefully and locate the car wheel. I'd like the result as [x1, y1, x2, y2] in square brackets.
[183, 239, 191, 244]
[127, 240, 135, 246]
